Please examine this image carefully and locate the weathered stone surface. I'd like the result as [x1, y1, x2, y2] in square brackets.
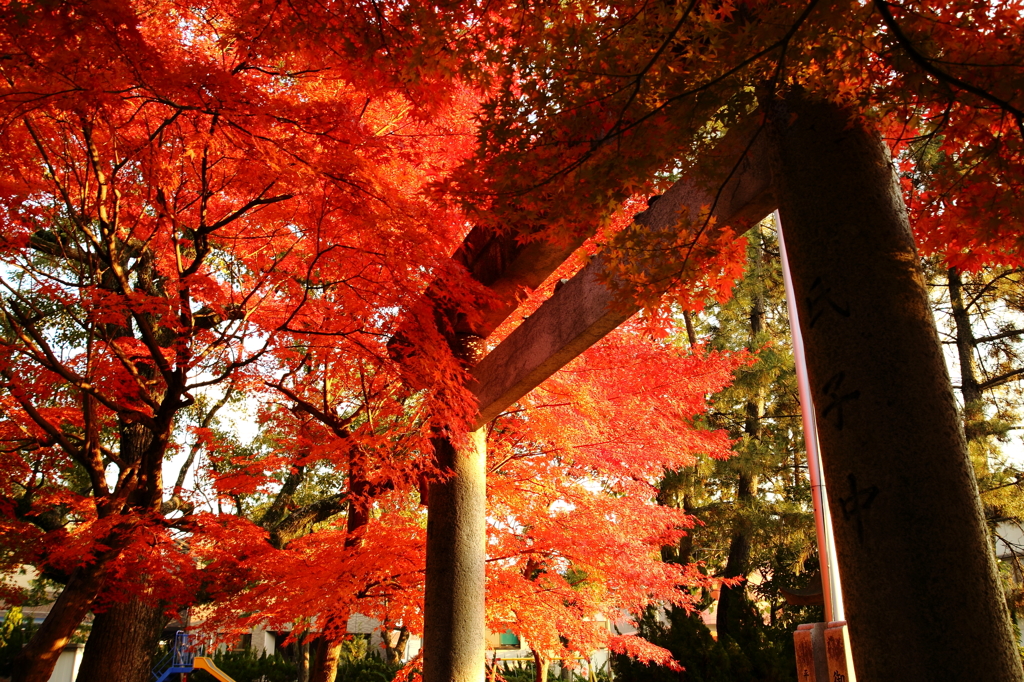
[422, 429, 488, 682]
[769, 91, 1022, 682]
[450, 225, 593, 337]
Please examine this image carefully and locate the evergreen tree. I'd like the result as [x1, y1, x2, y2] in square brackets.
[618, 222, 821, 682]
[930, 264, 1024, 609]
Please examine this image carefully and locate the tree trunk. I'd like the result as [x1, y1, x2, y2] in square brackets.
[11, 543, 122, 682]
[716, 237, 764, 641]
[422, 428, 488, 682]
[715, 473, 757, 641]
[75, 423, 167, 682]
[298, 633, 311, 682]
[304, 445, 372, 682]
[667, 493, 695, 565]
[948, 267, 986, 442]
[12, 415, 159, 682]
[534, 651, 549, 682]
[121, 419, 162, 510]
[310, 636, 342, 682]
[683, 310, 697, 347]
[347, 446, 371, 544]
[76, 596, 168, 682]
[385, 626, 410, 667]
[768, 90, 1022, 681]
[657, 475, 695, 564]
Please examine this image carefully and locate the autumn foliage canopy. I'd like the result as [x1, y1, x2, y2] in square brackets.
[0, 0, 1022, 679]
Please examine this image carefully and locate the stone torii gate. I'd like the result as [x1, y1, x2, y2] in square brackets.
[415, 94, 1022, 682]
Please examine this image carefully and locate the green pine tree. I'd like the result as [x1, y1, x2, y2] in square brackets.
[618, 222, 821, 682]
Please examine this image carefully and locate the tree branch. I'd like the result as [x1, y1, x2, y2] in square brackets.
[975, 329, 1024, 345]
[980, 367, 1024, 392]
[874, 0, 1024, 138]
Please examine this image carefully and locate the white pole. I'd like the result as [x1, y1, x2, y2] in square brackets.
[775, 210, 844, 622]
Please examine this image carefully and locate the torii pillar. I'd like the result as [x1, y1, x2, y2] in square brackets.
[413, 225, 598, 682]
[767, 91, 1022, 681]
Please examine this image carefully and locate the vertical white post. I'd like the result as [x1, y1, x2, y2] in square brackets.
[776, 210, 844, 622]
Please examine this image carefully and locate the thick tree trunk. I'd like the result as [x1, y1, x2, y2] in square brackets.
[385, 626, 411, 667]
[73, 418, 164, 682]
[310, 636, 342, 682]
[422, 428, 488, 682]
[75, 424, 166, 682]
[76, 596, 168, 682]
[11, 568, 102, 682]
[11, 540, 125, 682]
[768, 91, 1022, 681]
[121, 420, 162, 510]
[12, 418, 157, 682]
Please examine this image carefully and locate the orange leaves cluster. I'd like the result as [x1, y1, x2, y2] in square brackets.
[197, 509, 428, 642]
[483, 325, 742, 662]
[607, 633, 684, 672]
[435, 0, 1024, 283]
[519, 330, 743, 477]
[0, 0, 489, 641]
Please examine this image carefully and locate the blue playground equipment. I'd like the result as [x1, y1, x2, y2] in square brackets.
[153, 631, 196, 682]
[152, 631, 236, 682]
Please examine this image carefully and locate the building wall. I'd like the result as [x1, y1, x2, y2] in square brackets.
[46, 644, 84, 682]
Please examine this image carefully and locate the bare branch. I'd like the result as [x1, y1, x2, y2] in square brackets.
[976, 329, 1024, 345]
[980, 367, 1024, 392]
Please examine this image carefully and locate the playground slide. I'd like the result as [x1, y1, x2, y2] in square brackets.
[193, 656, 238, 682]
